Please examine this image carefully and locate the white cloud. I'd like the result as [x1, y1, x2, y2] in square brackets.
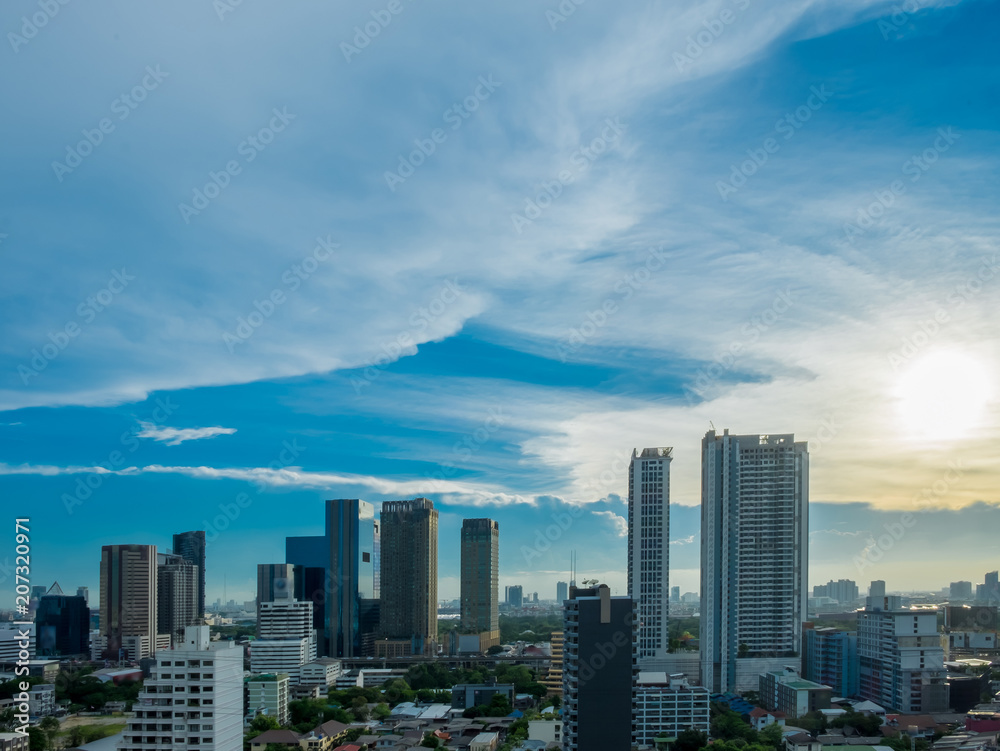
[136, 422, 237, 446]
[670, 534, 696, 546]
[592, 510, 628, 537]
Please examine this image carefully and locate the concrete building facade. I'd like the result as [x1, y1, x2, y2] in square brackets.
[633, 672, 711, 747]
[700, 431, 809, 692]
[379, 498, 438, 655]
[461, 518, 500, 650]
[100, 544, 162, 660]
[858, 596, 948, 713]
[628, 446, 672, 664]
[122, 625, 243, 751]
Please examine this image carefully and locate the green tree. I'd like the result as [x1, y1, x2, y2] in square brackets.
[250, 714, 280, 731]
[27, 726, 50, 750]
[759, 722, 784, 749]
[420, 732, 441, 748]
[711, 706, 757, 743]
[373, 702, 391, 720]
[674, 727, 709, 751]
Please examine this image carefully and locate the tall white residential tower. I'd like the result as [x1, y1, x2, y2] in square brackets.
[627, 447, 672, 663]
[700, 430, 809, 692]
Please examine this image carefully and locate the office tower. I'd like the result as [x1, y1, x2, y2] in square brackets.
[286, 499, 379, 657]
[172, 530, 206, 618]
[562, 584, 636, 751]
[378, 498, 438, 656]
[670, 586, 680, 604]
[250, 639, 314, 682]
[557, 582, 569, 604]
[803, 626, 859, 698]
[506, 585, 523, 608]
[700, 430, 809, 693]
[121, 625, 242, 751]
[76, 586, 89, 605]
[258, 601, 316, 648]
[869, 580, 886, 599]
[460, 519, 500, 648]
[950, 581, 973, 600]
[857, 596, 948, 713]
[157, 553, 200, 644]
[100, 544, 160, 660]
[36, 594, 90, 656]
[257, 564, 296, 609]
[627, 446, 672, 663]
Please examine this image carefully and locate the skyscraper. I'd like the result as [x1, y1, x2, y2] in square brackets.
[172, 530, 206, 618]
[379, 498, 438, 655]
[562, 584, 636, 751]
[627, 446, 672, 663]
[506, 585, 523, 608]
[461, 518, 499, 646]
[36, 594, 90, 655]
[99, 544, 159, 660]
[700, 430, 809, 692]
[257, 564, 296, 610]
[157, 552, 200, 644]
[286, 499, 379, 657]
[869, 580, 886, 599]
[557, 581, 569, 604]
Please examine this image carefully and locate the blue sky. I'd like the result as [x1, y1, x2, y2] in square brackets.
[2, 0, 999, 604]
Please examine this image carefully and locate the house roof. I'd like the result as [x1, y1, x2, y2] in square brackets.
[313, 719, 350, 738]
[252, 729, 302, 743]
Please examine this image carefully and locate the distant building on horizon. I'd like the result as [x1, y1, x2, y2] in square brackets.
[700, 430, 809, 693]
[172, 530, 206, 618]
[813, 579, 859, 604]
[506, 585, 523, 608]
[869, 580, 886, 599]
[460, 518, 500, 650]
[557, 581, 569, 604]
[628, 446, 672, 665]
[378, 498, 438, 656]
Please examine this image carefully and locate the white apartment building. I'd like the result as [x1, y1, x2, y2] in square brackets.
[700, 430, 809, 692]
[120, 625, 243, 751]
[0, 623, 34, 662]
[257, 600, 315, 643]
[633, 672, 711, 747]
[299, 658, 342, 689]
[628, 447, 672, 664]
[858, 596, 949, 713]
[246, 673, 290, 726]
[249, 638, 313, 682]
[27, 684, 55, 718]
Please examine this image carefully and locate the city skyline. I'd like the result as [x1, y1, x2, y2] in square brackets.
[2, 0, 1000, 612]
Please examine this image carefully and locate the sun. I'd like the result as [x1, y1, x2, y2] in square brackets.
[894, 350, 993, 440]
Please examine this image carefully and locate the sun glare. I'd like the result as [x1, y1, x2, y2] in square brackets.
[895, 350, 993, 440]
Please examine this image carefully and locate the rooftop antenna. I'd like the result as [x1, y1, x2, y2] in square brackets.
[709, 421, 716, 431]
